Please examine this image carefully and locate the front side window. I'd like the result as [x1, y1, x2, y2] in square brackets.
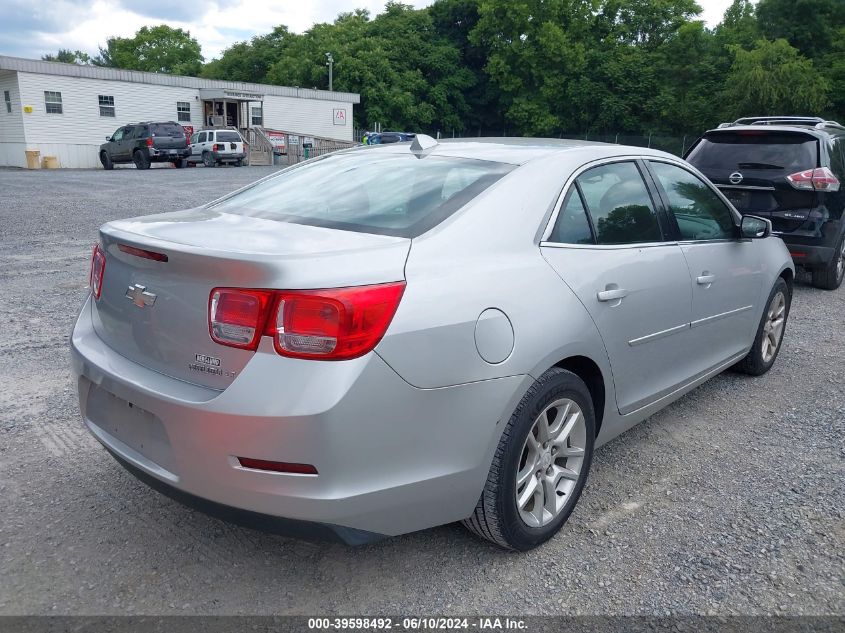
[650, 161, 736, 241]
[177, 101, 191, 122]
[4, 90, 10, 113]
[210, 153, 514, 238]
[198, 132, 207, 143]
[576, 162, 662, 244]
[251, 106, 262, 126]
[98, 95, 115, 117]
[550, 187, 594, 244]
[110, 128, 124, 142]
[44, 91, 62, 114]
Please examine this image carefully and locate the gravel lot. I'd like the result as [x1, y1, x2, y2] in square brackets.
[0, 167, 842, 617]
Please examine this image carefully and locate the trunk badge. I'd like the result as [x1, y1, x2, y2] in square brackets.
[729, 171, 744, 184]
[125, 284, 157, 308]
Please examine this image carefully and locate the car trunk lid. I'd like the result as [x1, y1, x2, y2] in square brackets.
[92, 208, 410, 390]
[686, 129, 821, 233]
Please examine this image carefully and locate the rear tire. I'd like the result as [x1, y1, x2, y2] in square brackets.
[810, 234, 845, 290]
[173, 159, 186, 169]
[462, 368, 595, 551]
[100, 152, 114, 170]
[202, 152, 215, 168]
[734, 277, 790, 376]
[133, 150, 150, 170]
[234, 158, 243, 167]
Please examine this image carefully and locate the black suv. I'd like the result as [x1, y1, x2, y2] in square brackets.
[100, 121, 191, 170]
[686, 116, 845, 289]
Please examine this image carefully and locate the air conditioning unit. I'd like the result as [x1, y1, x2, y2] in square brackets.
[210, 115, 225, 127]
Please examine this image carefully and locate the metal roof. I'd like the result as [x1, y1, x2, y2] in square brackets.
[0, 55, 360, 104]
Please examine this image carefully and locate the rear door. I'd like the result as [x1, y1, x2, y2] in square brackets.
[685, 129, 821, 234]
[541, 159, 695, 415]
[646, 159, 764, 370]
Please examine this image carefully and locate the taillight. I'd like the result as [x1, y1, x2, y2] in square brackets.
[89, 244, 106, 300]
[786, 167, 840, 192]
[213, 144, 219, 152]
[207, 282, 406, 360]
[145, 137, 153, 147]
[208, 289, 274, 350]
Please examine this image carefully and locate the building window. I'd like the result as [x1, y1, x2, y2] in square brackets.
[44, 91, 63, 114]
[177, 101, 191, 122]
[251, 106, 262, 126]
[3, 90, 10, 113]
[98, 95, 115, 117]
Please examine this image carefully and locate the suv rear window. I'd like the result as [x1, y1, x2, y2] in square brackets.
[150, 123, 185, 136]
[687, 132, 818, 172]
[210, 152, 514, 237]
[216, 131, 241, 142]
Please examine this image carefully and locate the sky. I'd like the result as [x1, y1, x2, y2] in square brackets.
[0, 0, 737, 62]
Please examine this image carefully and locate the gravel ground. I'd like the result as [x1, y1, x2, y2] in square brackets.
[0, 167, 842, 616]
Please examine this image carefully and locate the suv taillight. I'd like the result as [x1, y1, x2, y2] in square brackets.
[786, 167, 840, 192]
[212, 143, 219, 152]
[208, 283, 406, 360]
[89, 244, 106, 300]
[145, 137, 153, 147]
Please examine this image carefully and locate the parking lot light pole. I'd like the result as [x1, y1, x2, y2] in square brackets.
[325, 53, 334, 92]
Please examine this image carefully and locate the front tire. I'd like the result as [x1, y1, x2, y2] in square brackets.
[734, 277, 791, 376]
[811, 234, 845, 290]
[463, 368, 595, 551]
[132, 150, 150, 170]
[100, 151, 114, 170]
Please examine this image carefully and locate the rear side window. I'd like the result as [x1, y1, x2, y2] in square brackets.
[210, 152, 514, 238]
[151, 122, 184, 136]
[576, 162, 662, 244]
[650, 161, 736, 241]
[217, 132, 241, 142]
[687, 132, 819, 172]
[550, 188, 594, 244]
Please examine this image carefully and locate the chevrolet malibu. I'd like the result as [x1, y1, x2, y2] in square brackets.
[71, 137, 794, 550]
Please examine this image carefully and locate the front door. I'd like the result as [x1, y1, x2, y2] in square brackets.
[646, 160, 764, 372]
[541, 160, 695, 415]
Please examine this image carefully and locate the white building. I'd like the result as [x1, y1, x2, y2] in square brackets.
[0, 55, 359, 168]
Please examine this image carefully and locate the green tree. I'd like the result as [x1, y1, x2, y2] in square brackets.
[201, 26, 293, 83]
[714, 0, 759, 50]
[756, 0, 845, 59]
[41, 49, 92, 64]
[724, 39, 830, 116]
[95, 25, 203, 75]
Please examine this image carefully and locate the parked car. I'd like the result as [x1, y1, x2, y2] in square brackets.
[188, 129, 247, 167]
[100, 121, 191, 170]
[367, 131, 416, 144]
[686, 116, 845, 289]
[72, 137, 793, 550]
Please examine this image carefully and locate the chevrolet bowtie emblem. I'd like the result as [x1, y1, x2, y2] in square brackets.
[125, 283, 157, 308]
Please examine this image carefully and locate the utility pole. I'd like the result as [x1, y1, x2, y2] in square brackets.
[325, 52, 334, 92]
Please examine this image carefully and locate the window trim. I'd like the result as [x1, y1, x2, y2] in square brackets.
[44, 90, 63, 114]
[176, 101, 191, 122]
[541, 156, 668, 247]
[643, 158, 742, 244]
[98, 94, 115, 118]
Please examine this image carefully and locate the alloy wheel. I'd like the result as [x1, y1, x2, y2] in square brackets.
[515, 398, 587, 528]
[761, 291, 786, 363]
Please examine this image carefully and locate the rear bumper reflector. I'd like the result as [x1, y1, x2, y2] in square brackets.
[237, 457, 318, 475]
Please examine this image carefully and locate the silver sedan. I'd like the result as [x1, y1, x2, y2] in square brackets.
[71, 137, 793, 550]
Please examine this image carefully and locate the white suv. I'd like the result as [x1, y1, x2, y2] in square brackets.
[188, 129, 246, 167]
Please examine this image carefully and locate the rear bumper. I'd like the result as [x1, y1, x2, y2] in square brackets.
[212, 151, 245, 162]
[780, 242, 834, 267]
[775, 218, 842, 267]
[148, 147, 190, 161]
[70, 296, 526, 538]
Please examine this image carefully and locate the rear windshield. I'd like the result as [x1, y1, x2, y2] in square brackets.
[216, 131, 241, 142]
[151, 123, 186, 137]
[687, 132, 818, 172]
[209, 152, 514, 237]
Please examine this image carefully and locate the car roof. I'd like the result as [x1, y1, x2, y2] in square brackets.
[703, 124, 838, 139]
[360, 137, 680, 165]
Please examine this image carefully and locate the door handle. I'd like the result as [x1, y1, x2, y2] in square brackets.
[697, 274, 716, 285]
[597, 288, 629, 302]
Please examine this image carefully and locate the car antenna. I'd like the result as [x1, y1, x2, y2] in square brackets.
[410, 134, 438, 158]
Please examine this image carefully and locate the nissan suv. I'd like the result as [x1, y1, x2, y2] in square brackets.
[100, 122, 191, 170]
[686, 116, 845, 289]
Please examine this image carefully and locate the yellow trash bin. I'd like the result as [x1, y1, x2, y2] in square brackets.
[41, 155, 59, 169]
[25, 150, 41, 169]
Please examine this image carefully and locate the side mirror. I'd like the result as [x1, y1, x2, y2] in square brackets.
[106, 136, 111, 141]
[740, 215, 771, 239]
